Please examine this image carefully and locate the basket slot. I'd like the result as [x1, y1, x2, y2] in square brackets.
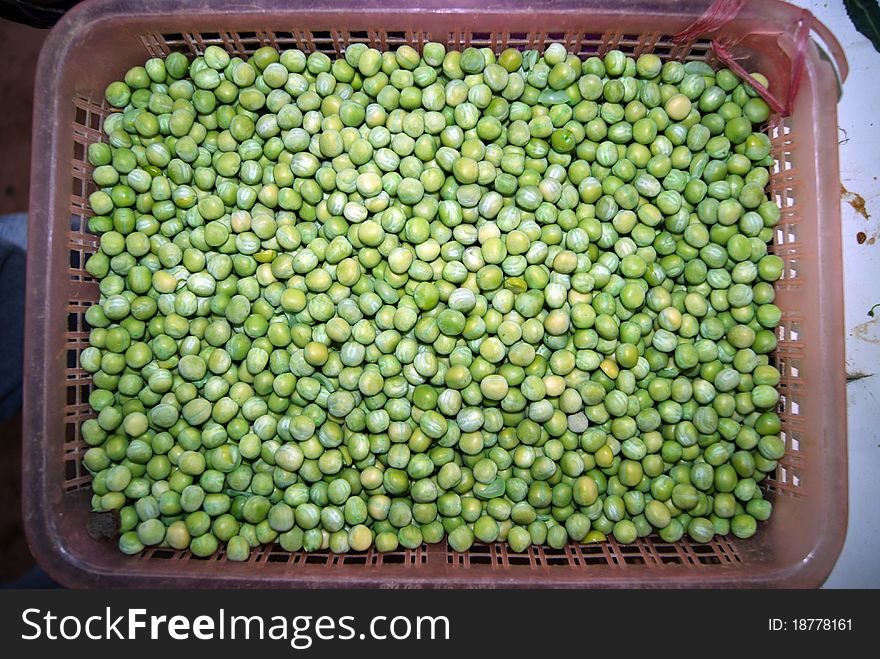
[608, 539, 647, 566]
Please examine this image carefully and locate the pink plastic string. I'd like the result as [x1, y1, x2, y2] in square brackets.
[710, 42, 783, 114]
[674, 1, 813, 116]
[711, 10, 812, 116]
[672, 0, 746, 43]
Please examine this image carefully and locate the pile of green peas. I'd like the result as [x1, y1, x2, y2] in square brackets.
[80, 40, 786, 559]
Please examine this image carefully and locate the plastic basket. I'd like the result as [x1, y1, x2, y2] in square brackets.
[22, 0, 849, 588]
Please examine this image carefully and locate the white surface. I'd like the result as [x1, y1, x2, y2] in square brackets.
[788, 0, 880, 588]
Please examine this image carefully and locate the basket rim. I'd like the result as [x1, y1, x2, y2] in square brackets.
[22, 0, 848, 588]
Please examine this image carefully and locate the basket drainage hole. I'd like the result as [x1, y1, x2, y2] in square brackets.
[692, 545, 724, 565]
[148, 548, 177, 560]
[64, 458, 80, 481]
[544, 554, 573, 565]
[621, 555, 646, 565]
[507, 554, 532, 566]
[575, 553, 603, 566]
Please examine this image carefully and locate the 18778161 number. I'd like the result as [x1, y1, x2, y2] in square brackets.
[769, 619, 853, 631]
